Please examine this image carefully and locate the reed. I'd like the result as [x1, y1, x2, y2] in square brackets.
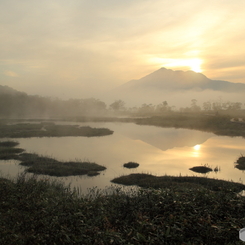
[0, 173, 244, 244]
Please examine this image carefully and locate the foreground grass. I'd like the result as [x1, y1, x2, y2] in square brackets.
[0, 174, 245, 244]
[0, 122, 113, 138]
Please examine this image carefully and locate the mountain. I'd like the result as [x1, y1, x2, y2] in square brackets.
[117, 67, 245, 92]
[104, 68, 245, 107]
[0, 85, 26, 95]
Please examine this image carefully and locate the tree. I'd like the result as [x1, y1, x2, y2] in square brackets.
[190, 99, 201, 112]
[138, 103, 155, 114]
[109, 100, 125, 111]
[203, 101, 212, 111]
[156, 101, 170, 112]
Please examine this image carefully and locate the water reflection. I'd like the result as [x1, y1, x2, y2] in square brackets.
[0, 122, 245, 193]
[192, 144, 201, 157]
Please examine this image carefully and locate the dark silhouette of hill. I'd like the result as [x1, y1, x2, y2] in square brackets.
[0, 85, 107, 118]
[0, 85, 26, 95]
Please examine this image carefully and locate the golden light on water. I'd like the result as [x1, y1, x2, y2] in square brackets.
[192, 144, 201, 157]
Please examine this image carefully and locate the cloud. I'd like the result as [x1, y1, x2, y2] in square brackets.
[0, 0, 245, 99]
[4, 70, 19, 77]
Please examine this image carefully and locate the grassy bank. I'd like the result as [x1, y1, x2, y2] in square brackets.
[74, 113, 245, 137]
[18, 153, 106, 176]
[0, 140, 106, 177]
[0, 174, 245, 244]
[111, 173, 245, 193]
[0, 122, 113, 138]
[235, 156, 245, 170]
[0, 140, 25, 160]
[134, 113, 245, 137]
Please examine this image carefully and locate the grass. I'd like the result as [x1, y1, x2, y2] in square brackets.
[75, 113, 245, 138]
[234, 155, 245, 170]
[111, 173, 245, 193]
[17, 153, 106, 177]
[0, 140, 106, 177]
[0, 140, 25, 160]
[0, 122, 113, 138]
[134, 113, 245, 137]
[0, 141, 19, 147]
[0, 173, 245, 244]
[189, 166, 213, 174]
[123, 162, 139, 169]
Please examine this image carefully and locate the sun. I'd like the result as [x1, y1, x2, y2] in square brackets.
[193, 144, 201, 150]
[187, 58, 202, 73]
[149, 57, 203, 73]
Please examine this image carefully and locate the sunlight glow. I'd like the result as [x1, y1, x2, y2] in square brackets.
[192, 144, 201, 157]
[187, 59, 202, 73]
[149, 57, 203, 73]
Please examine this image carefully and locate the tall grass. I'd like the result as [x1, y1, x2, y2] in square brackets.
[0, 173, 245, 244]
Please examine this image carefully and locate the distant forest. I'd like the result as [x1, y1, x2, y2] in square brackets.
[0, 85, 244, 118]
[0, 92, 107, 118]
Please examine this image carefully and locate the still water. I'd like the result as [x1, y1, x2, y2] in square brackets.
[1, 122, 245, 193]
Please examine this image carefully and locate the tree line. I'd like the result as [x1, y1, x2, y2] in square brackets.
[0, 93, 107, 118]
[0, 92, 243, 118]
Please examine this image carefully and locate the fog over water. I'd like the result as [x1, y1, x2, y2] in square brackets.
[1, 122, 245, 194]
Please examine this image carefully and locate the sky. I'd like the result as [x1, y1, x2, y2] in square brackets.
[1, 0, 245, 99]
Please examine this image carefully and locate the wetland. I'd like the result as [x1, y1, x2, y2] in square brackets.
[1, 117, 245, 192]
[1, 115, 245, 244]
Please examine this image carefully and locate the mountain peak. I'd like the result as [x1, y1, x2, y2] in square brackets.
[121, 67, 210, 91]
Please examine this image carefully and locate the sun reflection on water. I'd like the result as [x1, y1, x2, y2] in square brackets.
[192, 144, 201, 157]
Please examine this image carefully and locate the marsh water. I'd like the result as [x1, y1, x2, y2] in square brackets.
[1, 121, 245, 193]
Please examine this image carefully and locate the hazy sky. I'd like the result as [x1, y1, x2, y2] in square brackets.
[1, 0, 245, 99]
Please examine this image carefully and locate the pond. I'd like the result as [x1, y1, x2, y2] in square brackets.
[1, 121, 245, 193]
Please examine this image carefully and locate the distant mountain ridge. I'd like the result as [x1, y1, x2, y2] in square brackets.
[104, 67, 245, 107]
[0, 85, 25, 95]
[117, 67, 245, 92]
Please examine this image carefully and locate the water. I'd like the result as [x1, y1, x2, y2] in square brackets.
[1, 121, 245, 193]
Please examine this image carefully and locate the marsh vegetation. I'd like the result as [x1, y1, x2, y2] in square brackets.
[1, 116, 245, 244]
[133, 113, 245, 137]
[189, 166, 213, 174]
[111, 173, 245, 193]
[0, 122, 113, 138]
[123, 162, 139, 169]
[18, 153, 106, 177]
[0, 141, 25, 160]
[0, 174, 245, 244]
[0, 140, 106, 177]
[234, 156, 245, 170]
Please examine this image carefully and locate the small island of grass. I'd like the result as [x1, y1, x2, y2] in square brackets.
[0, 141, 25, 160]
[0, 122, 113, 138]
[111, 173, 245, 193]
[0, 140, 106, 177]
[189, 165, 213, 174]
[17, 153, 106, 177]
[234, 155, 245, 170]
[123, 162, 139, 169]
